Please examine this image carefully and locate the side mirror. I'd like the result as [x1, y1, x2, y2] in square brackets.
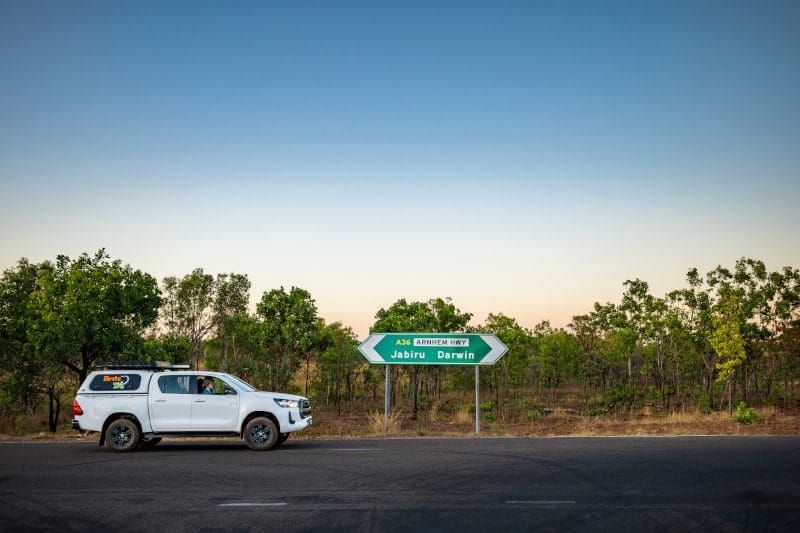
[224, 386, 237, 395]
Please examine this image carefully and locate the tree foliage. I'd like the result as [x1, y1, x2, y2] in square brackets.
[27, 250, 161, 382]
[255, 286, 318, 392]
[160, 269, 249, 368]
[315, 322, 361, 414]
[0, 250, 161, 431]
[2, 252, 799, 432]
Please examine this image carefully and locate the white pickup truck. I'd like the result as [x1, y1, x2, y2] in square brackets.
[72, 362, 312, 452]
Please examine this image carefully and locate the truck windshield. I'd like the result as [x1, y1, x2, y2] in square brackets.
[224, 375, 257, 392]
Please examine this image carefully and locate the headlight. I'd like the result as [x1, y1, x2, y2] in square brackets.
[274, 398, 299, 409]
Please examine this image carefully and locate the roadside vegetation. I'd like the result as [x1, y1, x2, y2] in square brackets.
[1, 250, 798, 438]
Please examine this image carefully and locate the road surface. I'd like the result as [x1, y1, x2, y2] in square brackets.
[1, 436, 798, 531]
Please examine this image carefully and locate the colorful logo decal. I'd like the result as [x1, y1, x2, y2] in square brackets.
[103, 374, 130, 390]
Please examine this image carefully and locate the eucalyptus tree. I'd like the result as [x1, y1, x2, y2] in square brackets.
[161, 269, 250, 368]
[530, 321, 581, 407]
[710, 287, 747, 412]
[616, 279, 698, 407]
[618, 279, 656, 384]
[256, 286, 319, 392]
[706, 259, 775, 401]
[212, 273, 251, 370]
[480, 313, 532, 407]
[763, 266, 800, 400]
[588, 283, 669, 409]
[584, 301, 632, 396]
[213, 313, 266, 383]
[706, 259, 800, 404]
[569, 313, 611, 398]
[658, 294, 699, 407]
[668, 268, 718, 407]
[766, 320, 800, 404]
[315, 321, 362, 414]
[161, 269, 214, 368]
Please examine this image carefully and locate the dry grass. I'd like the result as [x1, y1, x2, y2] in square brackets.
[453, 407, 473, 425]
[2, 399, 799, 442]
[292, 400, 800, 440]
[365, 409, 403, 435]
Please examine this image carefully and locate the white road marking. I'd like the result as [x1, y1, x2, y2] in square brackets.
[507, 500, 576, 505]
[219, 502, 287, 507]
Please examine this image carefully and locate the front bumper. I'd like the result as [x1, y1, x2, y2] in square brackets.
[285, 412, 312, 432]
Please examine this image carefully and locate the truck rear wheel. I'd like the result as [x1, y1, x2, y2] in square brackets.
[105, 418, 140, 452]
[244, 417, 278, 451]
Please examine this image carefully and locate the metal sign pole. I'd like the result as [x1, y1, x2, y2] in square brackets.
[385, 364, 391, 434]
[475, 365, 480, 435]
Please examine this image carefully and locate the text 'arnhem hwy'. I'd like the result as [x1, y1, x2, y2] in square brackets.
[413, 338, 470, 347]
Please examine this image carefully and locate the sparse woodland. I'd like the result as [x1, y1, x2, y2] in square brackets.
[1, 250, 798, 434]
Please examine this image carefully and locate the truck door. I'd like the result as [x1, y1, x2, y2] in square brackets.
[149, 374, 194, 431]
[190, 376, 239, 431]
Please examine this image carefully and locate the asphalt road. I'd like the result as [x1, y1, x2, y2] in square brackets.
[1, 436, 799, 532]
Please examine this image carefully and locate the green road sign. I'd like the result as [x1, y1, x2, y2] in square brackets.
[359, 333, 508, 366]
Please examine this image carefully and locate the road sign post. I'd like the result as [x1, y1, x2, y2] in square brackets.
[359, 333, 508, 435]
[475, 365, 480, 435]
[384, 365, 390, 434]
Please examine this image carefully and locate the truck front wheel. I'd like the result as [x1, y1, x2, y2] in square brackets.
[105, 418, 140, 452]
[244, 417, 278, 451]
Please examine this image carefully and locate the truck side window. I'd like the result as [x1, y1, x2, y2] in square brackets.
[158, 375, 192, 394]
[89, 374, 142, 391]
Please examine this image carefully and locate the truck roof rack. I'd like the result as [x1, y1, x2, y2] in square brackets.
[94, 361, 192, 371]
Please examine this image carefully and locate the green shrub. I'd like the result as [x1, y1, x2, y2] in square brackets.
[515, 397, 533, 409]
[697, 394, 711, 414]
[731, 402, 757, 424]
[584, 407, 608, 417]
[606, 385, 638, 408]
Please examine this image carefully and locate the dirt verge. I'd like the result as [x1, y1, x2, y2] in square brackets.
[2, 406, 798, 442]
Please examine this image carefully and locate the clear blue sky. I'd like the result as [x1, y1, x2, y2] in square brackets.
[2, 0, 799, 337]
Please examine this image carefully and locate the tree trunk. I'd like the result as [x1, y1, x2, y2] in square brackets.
[305, 353, 310, 397]
[743, 365, 749, 405]
[728, 379, 734, 414]
[48, 389, 60, 433]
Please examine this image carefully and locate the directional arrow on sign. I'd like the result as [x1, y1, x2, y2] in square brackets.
[358, 333, 508, 366]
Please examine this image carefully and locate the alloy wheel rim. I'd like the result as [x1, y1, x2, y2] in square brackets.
[251, 424, 271, 444]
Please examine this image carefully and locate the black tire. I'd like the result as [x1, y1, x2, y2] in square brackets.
[244, 417, 279, 451]
[105, 418, 140, 452]
[139, 437, 162, 448]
